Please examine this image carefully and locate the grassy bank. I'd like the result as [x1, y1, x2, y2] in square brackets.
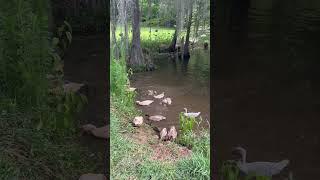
[110, 44, 210, 179]
[113, 26, 209, 52]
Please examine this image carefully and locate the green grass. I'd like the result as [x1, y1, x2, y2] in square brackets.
[114, 26, 175, 52]
[179, 112, 197, 134]
[0, 96, 102, 179]
[113, 25, 210, 56]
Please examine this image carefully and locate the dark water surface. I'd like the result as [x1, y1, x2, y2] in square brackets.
[132, 49, 210, 131]
[63, 35, 107, 174]
[215, 0, 320, 179]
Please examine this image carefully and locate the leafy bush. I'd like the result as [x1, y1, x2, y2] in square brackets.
[0, 0, 52, 109]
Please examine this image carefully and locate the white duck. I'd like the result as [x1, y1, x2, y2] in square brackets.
[146, 115, 166, 122]
[183, 108, 201, 118]
[154, 92, 165, 99]
[233, 147, 289, 177]
[128, 87, 136, 92]
[147, 90, 157, 96]
[162, 97, 172, 105]
[136, 100, 154, 106]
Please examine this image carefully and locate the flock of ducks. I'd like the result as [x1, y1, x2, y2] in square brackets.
[133, 88, 201, 141]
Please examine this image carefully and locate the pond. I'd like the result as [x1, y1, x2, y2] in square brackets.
[132, 49, 210, 131]
[215, 0, 320, 179]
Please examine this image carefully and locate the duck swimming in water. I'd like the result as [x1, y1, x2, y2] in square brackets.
[183, 108, 201, 118]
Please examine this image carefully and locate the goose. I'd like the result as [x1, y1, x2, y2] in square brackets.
[233, 147, 289, 177]
[145, 114, 166, 121]
[160, 128, 167, 140]
[154, 92, 165, 99]
[183, 108, 201, 118]
[167, 126, 177, 141]
[136, 100, 154, 106]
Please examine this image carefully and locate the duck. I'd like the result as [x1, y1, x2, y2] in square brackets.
[154, 92, 165, 99]
[128, 87, 136, 92]
[162, 97, 172, 105]
[233, 146, 289, 177]
[136, 100, 154, 106]
[183, 108, 201, 118]
[160, 128, 168, 141]
[132, 116, 143, 126]
[147, 90, 156, 96]
[145, 114, 166, 122]
[167, 126, 177, 141]
[81, 124, 109, 139]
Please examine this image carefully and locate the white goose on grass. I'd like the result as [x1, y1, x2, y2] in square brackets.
[233, 147, 290, 177]
[183, 108, 201, 118]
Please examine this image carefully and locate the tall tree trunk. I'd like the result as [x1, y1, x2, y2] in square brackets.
[148, 0, 152, 40]
[168, 29, 177, 52]
[129, 0, 144, 67]
[124, 0, 129, 56]
[183, 2, 193, 59]
[111, 0, 119, 60]
[194, 1, 201, 38]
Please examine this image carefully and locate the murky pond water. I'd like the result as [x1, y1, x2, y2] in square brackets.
[64, 35, 107, 174]
[215, 0, 320, 179]
[132, 49, 210, 131]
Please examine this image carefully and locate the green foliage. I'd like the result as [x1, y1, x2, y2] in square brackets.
[179, 112, 198, 135]
[221, 161, 240, 180]
[0, 0, 51, 108]
[0, 1, 97, 178]
[0, 108, 101, 179]
[220, 161, 272, 180]
[176, 151, 210, 180]
[52, 20, 73, 58]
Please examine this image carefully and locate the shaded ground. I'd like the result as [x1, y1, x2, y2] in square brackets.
[63, 34, 107, 175]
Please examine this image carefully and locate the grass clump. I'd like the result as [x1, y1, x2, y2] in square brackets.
[220, 161, 273, 180]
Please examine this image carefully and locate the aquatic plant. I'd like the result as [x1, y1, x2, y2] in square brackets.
[179, 112, 197, 134]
